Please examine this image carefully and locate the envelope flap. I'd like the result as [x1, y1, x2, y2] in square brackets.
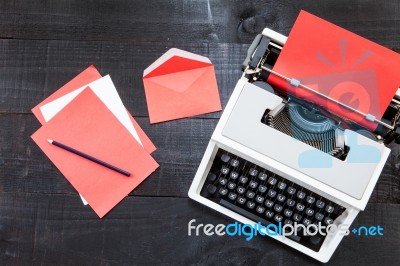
[143, 55, 212, 78]
[143, 48, 211, 77]
[146, 66, 211, 92]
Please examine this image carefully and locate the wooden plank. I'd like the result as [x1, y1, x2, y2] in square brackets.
[1, 2, 400, 265]
[1, 0, 400, 46]
[1, 114, 399, 203]
[0, 114, 216, 197]
[0, 39, 246, 115]
[2, 38, 399, 115]
[0, 193, 399, 265]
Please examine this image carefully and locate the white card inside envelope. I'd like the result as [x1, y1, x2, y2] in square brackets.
[143, 48, 211, 77]
[40, 75, 142, 146]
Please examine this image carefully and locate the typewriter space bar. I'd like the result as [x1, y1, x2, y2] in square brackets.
[220, 199, 270, 225]
[219, 199, 301, 242]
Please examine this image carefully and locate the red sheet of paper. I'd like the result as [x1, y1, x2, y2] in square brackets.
[31, 88, 159, 218]
[267, 11, 400, 130]
[128, 114, 156, 153]
[143, 49, 222, 124]
[32, 65, 156, 153]
[32, 65, 101, 124]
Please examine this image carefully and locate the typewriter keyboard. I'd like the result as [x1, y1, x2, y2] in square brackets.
[200, 149, 346, 252]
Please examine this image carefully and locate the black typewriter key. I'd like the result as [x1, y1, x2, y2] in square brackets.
[286, 199, 295, 207]
[203, 148, 348, 251]
[293, 214, 302, 222]
[287, 186, 296, 195]
[308, 224, 318, 234]
[274, 214, 283, 222]
[315, 212, 324, 221]
[303, 218, 311, 226]
[309, 236, 322, 246]
[284, 219, 293, 225]
[237, 186, 245, 194]
[249, 168, 258, 177]
[219, 177, 228, 186]
[230, 159, 240, 167]
[239, 176, 248, 184]
[228, 192, 237, 201]
[265, 200, 274, 208]
[284, 209, 293, 217]
[277, 182, 287, 190]
[337, 206, 345, 215]
[207, 173, 217, 182]
[255, 195, 265, 204]
[256, 206, 265, 214]
[324, 217, 333, 225]
[267, 189, 277, 198]
[274, 204, 283, 212]
[287, 234, 301, 243]
[230, 171, 239, 180]
[221, 167, 229, 175]
[246, 191, 255, 199]
[265, 210, 274, 218]
[207, 184, 217, 194]
[227, 182, 236, 190]
[297, 191, 306, 199]
[305, 208, 314, 216]
[219, 187, 228, 196]
[295, 225, 304, 234]
[247, 201, 255, 209]
[249, 181, 258, 189]
[296, 203, 305, 211]
[221, 154, 230, 163]
[316, 200, 325, 208]
[306, 196, 315, 204]
[258, 172, 268, 181]
[326, 205, 335, 213]
[237, 196, 246, 205]
[258, 185, 267, 193]
[277, 194, 286, 202]
[268, 176, 277, 185]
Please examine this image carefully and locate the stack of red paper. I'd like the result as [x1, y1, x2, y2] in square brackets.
[31, 66, 159, 218]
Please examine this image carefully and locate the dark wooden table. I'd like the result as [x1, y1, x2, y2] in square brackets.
[1, 1, 399, 265]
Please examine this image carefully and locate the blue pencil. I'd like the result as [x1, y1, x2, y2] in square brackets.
[48, 139, 131, 177]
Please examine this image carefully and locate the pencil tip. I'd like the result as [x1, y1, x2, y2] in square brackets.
[47, 139, 53, 144]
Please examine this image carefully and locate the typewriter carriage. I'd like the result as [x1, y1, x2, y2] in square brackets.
[242, 33, 400, 152]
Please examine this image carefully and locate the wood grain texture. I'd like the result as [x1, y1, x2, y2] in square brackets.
[0, 114, 215, 197]
[0, 193, 399, 266]
[1, 0, 400, 46]
[1, 38, 399, 115]
[1, 114, 399, 203]
[0, 39, 246, 115]
[1, 0, 400, 265]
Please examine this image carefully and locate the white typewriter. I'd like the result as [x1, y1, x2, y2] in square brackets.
[188, 28, 400, 262]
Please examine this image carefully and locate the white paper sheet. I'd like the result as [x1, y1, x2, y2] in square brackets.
[80, 195, 89, 205]
[40, 75, 142, 146]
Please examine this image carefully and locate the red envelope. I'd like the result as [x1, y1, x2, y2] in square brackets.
[32, 65, 156, 153]
[143, 48, 222, 123]
[31, 88, 159, 218]
[268, 11, 400, 130]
